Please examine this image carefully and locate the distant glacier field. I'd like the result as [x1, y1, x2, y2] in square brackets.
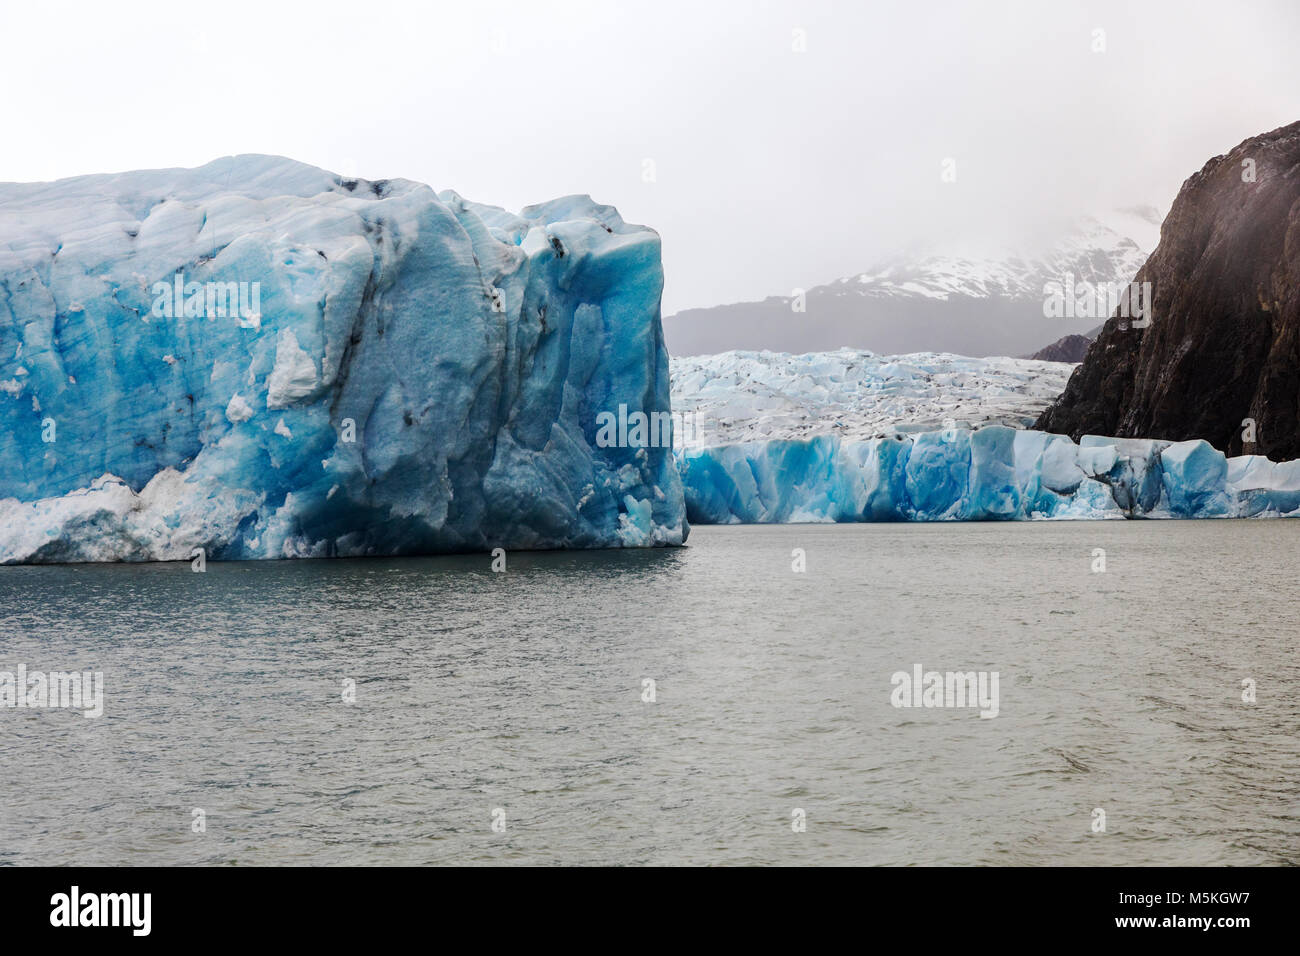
[670, 351, 1300, 526]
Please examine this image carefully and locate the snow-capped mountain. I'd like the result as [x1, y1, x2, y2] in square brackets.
[669, 348, 1074, 448]
[826, 207, 1159, 302]
[664, 206, 1163, 359]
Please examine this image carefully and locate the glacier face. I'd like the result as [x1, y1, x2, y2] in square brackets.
[677, 426, 1300, 524]
[0, 155, 685, 562]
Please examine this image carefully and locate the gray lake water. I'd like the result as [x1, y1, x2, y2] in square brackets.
[1, 521, 1297, 866]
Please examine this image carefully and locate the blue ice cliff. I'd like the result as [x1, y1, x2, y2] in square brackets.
[677, 427, 1300, 523]
[671, 349, 1300, 523]
[0, 156, 685, 561]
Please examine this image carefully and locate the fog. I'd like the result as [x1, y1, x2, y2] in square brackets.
[3, 0, 1297, 313]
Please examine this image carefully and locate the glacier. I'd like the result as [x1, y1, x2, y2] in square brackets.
[677, 426, 1300, 524]
[671, 349, 1300, 524]
[670, 348, 1074, 447]
[0, 155, 686, 562]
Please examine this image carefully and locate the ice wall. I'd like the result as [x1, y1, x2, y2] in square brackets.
[677, 426, 1300, 523]
[0, 156, 685, 561]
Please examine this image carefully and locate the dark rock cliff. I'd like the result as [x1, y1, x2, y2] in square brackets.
[1036, 121, 1300, 459]
[1026, 333, 1094, 363]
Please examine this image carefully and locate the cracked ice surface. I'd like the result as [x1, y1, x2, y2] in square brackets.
[669, 348, 1074, 448]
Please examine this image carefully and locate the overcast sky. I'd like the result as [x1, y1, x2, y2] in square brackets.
[3, 0, 1298, 314]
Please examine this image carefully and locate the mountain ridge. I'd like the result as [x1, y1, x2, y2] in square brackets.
[665, 208, 1162, 358]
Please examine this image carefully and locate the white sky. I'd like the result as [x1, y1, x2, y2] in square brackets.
[3, 0, 1298, 314]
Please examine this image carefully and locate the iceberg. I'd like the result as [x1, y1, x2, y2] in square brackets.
[678, 426, 1300, 523]
[0, 156, 686, 562]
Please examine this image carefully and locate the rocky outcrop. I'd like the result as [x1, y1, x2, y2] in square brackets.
[1036, 121, 1300, 459]
[1026, 333, 1094, 363]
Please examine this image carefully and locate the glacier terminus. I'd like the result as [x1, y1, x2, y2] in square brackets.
[0, 156, 686, 562]
[3, 156, 1299, 565]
